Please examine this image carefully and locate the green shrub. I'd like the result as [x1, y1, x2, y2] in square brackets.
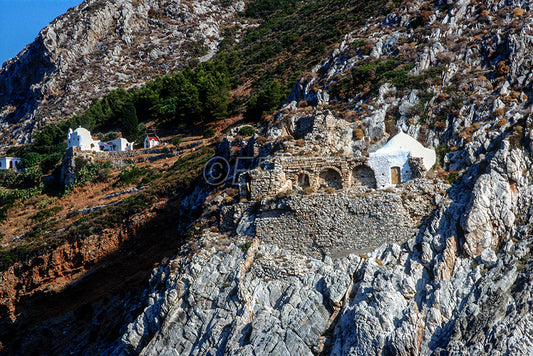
[100, 131, 120, 141]
[32, 206, 63, 222]
[238, 126, 257, 137]
[0, 184, 44, 222]
[172, 136, 183, 146]
[238, 241, 253, 253]
[330, 59, 443, 100]
[40, 152, 63, 173]
[435, 144, 449, 166]
[65, 160, 114, 193]
[94, 163, 112, 183]
[6, 166, 43, 189]
[245, 80, 289, 121]
[116, 164, 149, 186]
[141, 173, 163, 184]
[19, 152, 42, 169]
[203, 128, 217, 138]
[447, 170, 460, 184]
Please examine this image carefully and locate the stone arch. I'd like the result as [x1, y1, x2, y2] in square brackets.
[296, 172, 311, 188]
[352, 165, 376, 188]
[318, 167, 343, 189]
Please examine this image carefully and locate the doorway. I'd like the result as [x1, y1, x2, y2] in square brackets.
[390, 166, 401, 184]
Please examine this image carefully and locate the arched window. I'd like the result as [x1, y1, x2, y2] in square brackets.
[352, 165, 376, 188]
[297, 172, 310, 188]
[318, 168, 342, 189]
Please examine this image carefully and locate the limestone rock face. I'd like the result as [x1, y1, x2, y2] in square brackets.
[114, 138, 533, 355]
[117, 234, 362, 355]
[462, 141, 526, 257]
[0, 0, 244, 145]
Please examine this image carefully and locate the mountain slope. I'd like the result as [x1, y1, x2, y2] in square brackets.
[0, 0, 244, 145]
[112, 0, 533, 354]
[3, 0, 533, 354]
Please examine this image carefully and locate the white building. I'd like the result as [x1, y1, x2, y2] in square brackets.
[102, 138, 134, 151]
[368, 132, 436, 189]
[0, 157, 21, 170]
[144, 136, 160, 149]
[68, 127, 134, 152]
[67, 127, 101, 151]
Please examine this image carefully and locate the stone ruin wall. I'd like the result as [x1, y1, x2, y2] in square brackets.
[255, 193, 421, 259]
[226, 153, 440, 259]
[223, 178, 445, 259]
[241, 155, 379, 200]
[241, 154, 428, 200]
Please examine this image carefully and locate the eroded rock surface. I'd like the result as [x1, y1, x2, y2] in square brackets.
[115, 139, 533, 355]
[117, 234, 362, 355]
[0, 0, 244, 144]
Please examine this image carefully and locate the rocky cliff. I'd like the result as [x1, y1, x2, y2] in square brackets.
[0, 0, 244, 145]
[3, 0, 533, 354]
[108, 0, 533, 354]
[111, 137, 533, 356]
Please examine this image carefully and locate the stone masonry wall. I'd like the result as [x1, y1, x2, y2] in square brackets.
[243, 155, 374, 199]
[248, 179, 448, 259]
[60, 147, 163, 187]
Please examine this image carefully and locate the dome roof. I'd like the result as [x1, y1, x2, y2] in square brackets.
[74, 127, 91, 136]
[370, 132, 436, 170]
[373, 132, 426, 154]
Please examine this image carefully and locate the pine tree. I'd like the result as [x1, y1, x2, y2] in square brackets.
[120, 101, 139, 142]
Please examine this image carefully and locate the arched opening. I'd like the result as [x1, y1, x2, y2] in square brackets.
[318, 168, 342, 189]
[297, 172, 310, 188]
[390, 166, 401, 184]
[9, 161, 13, 169]
[352, 165, 376, 188]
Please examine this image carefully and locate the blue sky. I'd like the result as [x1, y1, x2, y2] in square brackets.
[0, 0, 82, 65]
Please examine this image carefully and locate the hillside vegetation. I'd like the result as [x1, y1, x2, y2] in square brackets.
[4, 0, 533, 354]
[13, 0, 394, 152]
[1, 0, 393, 227]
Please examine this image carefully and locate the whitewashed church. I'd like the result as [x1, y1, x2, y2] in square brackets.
[0, 157, 21, 170]
[67, 127, 134, 152]
[368, 132, 436, 189]
[67, 128, 101, 151]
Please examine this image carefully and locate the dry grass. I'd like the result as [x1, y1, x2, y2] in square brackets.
[512, 8, 525, 17]
[494, 108, 505, 118]
[0, 141, 204, 247]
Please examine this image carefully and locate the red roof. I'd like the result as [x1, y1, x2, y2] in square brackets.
[147, 136, 159, 141]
